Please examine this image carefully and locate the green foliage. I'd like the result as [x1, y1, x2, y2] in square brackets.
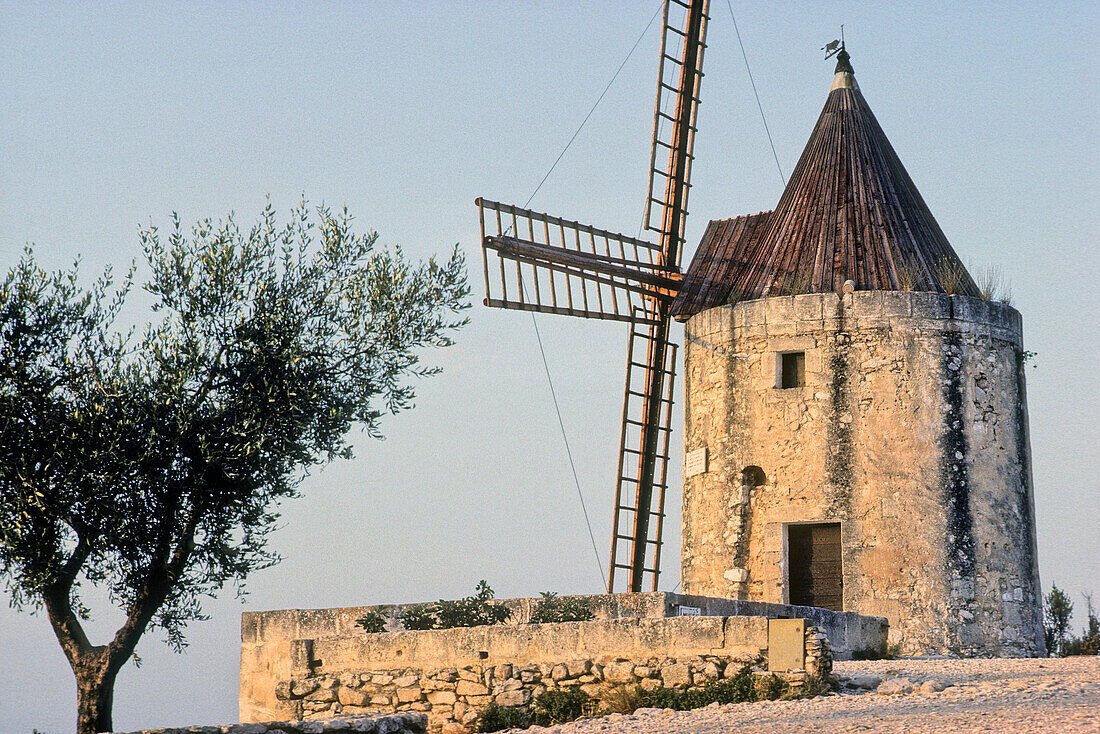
[437, 580, 511, 628]
[398, 581, 512, 631]
[531, 688, 593, 726]
[1044, 585, 1074, 656]
[754, 673, 787, 700]
[1062, 592, 1100, 657]
[476, 702, 529, 732]
[354, 610, 387, 633]
[629, 665, 827, 712]
[600, 684, 647, 714]
[785, 673, 832, 700]
[0, 202, 468, 732]
[398, 603, 438, 631]
[530, 591, 595, 624]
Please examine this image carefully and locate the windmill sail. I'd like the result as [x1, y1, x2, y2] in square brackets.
[478, 198, 679, 325]
[644, 0, 709, 252]
[610, 0, 708, 593]
[475, 0, 709, 595]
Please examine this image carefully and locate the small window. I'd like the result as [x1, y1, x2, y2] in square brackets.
[779, 352, 805, 388]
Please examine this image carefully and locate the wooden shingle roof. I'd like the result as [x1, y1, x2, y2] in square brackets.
[672, 51, 979, 321]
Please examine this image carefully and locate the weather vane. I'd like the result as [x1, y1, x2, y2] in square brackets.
[823, 24, 845, 59]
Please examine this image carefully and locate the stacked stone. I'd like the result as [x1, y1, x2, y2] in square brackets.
[804, 625, 833, 680]
[275, 653, 763, 732]
[110, 712, 427, 734]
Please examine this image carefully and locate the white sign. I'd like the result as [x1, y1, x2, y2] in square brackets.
[677, 605, 702, 617]
[685, 447, 708, 478]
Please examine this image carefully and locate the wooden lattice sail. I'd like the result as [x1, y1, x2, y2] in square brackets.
[476, 0, 710, 593]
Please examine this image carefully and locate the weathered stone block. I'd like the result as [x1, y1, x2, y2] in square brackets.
[661, 662, 692, 687]
[494, 688, 530, 707]
[395, 686, 422, 703]
[881, 291, 912, 318]
[454, 680, 488, 697]
[338, 688, 372, 707]
[603, 661, 636, 683]
[427, 690, 457, 705]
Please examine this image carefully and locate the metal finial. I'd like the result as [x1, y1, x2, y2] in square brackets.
[833, 47, 854, 74]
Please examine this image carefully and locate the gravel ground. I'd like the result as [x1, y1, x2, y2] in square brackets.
[508, 657, 1100, 734]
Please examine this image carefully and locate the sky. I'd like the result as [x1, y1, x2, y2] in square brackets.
[1, 2, 1097, 732]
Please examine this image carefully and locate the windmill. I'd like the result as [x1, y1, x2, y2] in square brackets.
[476, 0, 709, 593]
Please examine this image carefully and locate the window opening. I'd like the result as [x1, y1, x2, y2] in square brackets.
[779, 351, 805, 388]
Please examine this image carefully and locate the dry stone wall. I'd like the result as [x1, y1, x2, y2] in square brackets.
[681, 291, 1044, 656]
[272, 624, 833, 732]
[111, 712, 426, 734]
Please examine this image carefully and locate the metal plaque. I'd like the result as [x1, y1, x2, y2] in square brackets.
[685, 447, 708, 477]
[767, 618, 806, 672]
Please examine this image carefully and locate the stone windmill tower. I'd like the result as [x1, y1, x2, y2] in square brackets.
[671, 49, 1045, 656]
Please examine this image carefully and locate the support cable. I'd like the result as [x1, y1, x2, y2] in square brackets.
[514, 2, 665, 591]
[726, 0, 786, 185]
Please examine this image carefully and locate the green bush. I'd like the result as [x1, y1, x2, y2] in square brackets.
[754, 673, 787, 700]
[630, 665, 832, 711]
[532, 688, 592, 726]
[398, 603, 438, 631]
[530, 592, 595, 624]
[398, 581, 512, 631]
[436, 581, 512, 628]
[476, 702, 529, 732]
[600, 684, 647, 714]
[354, 609, 387, 633]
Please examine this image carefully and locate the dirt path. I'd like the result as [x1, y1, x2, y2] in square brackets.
[518, 657, 1100, 734]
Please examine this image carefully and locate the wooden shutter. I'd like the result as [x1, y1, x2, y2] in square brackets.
[788, 523, 843, 611]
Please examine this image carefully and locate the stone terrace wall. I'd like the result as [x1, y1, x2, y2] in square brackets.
[111, 712, 426, 734]
[268, 620, 833, 733]
[242, 595, 886, 728]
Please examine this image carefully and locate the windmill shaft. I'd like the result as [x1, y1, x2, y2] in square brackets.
[627, 315, 672, 592]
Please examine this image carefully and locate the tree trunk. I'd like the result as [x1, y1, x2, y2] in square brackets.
[74, 651, 122, 734]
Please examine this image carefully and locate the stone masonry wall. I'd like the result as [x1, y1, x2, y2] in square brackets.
[681, 291, 1044, 657]
[112, 712, 426, 734]
[272, 623, 832, 733]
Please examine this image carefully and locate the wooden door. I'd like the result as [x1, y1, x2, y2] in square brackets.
[788, 523, 843, 611]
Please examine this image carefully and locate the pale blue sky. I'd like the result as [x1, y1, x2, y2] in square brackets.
[1, 2, 1097, 732]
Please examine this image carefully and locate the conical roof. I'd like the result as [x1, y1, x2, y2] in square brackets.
[672, 50, 979, 320]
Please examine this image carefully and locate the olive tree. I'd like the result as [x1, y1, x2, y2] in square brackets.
[0, 202, 468, 733]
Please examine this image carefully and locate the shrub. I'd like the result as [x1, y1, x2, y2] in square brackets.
[476, 702, 529, 732]
[398, 581, 512, 631]
[354, 610, 387, 633]
[600, 684, 647, 714]
[641, 685, 684, 710]
[1044, 585, 1073, 655]
[532, 688, 592, 726]
[784, 673, 832, 700]
[436, 580, 511, 629]
[631, 665, 827, 712]
[398, 603, 438, 631]
[754, 673, 787, 700]
[530, 592, 595, 624]
[1063, 592, 1099, 656]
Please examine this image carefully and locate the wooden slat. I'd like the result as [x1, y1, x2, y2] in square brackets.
[671, 68, 981, 320]
[789, 523, 843, 612]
